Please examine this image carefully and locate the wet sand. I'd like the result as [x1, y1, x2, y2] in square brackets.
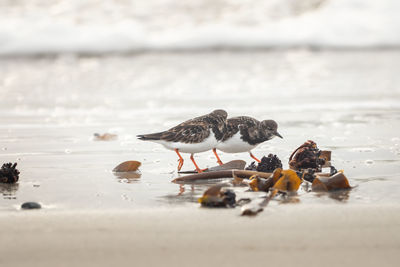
[1, 50, 400, 266]
[1, 205, 400, 267]
[1, 50, 400, 210]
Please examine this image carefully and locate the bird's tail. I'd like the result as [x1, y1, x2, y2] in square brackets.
[137, 132, 163, 141]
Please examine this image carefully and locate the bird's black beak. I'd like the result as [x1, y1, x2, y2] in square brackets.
[275, 132, 283, 139]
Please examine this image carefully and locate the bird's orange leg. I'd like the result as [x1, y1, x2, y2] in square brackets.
[190, 154, 204, 173]
[175, 149, 184, 171]
[250, 152, 261, 163]
[213, 148, 223, 166]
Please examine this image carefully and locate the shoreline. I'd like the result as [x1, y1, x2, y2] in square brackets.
[1, 46, 400, 59]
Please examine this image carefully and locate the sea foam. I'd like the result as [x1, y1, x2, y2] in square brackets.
[0, 0, 399, 55]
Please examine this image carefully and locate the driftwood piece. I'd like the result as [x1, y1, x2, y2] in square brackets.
[178, 160, 246, 174]
[172, 170, 272, 183]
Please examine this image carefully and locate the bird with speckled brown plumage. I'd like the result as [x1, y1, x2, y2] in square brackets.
[215, 116, 282, 163]
[137, 109, 227, 173]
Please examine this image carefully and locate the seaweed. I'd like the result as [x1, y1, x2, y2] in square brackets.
[300, 168, 316, 183]
[0, 163, 20, 184]
[312, 172, 351, 192]
[248, 176, 274, 192]
[272, 169, 302, 193]
[198, 185, 236, 208]
[245, 154, 282, 172]
[169, 139, 352, 216]
[257, 154, 283, 172]
[289, 140, 326, 171]
[245, 161, 257, 171]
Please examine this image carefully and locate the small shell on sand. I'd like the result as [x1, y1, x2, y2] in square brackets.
[113, 161, 141, 172]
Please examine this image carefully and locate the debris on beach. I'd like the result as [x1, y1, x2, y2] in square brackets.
[241, 198, 267, 216]
[245, 154, 282, 172]
[93, 133, 118, 141]
[179, 160, 246, 174]
[248, 176, 274, 192]
[0, 163, 20, 184]
[172, 169, 272, 183]
[247, 167, 293, 192]
[172, 140, 351, 216]
[312, 172, 351, 191]
[21, 202, 41, 210]
[198, 184, 236, 208]
[272, 169, 302, 193]
[232, 171, 247, 186]
[113, 160, 142, 181]
[289, 140, 329, 171]
[241, 169, 302, 216]
[113, 161, 141, 172]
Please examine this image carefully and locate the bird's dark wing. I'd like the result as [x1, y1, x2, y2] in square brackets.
[160, 121, 211, 143]
[222, 116, 259, 142]
[138, 111, 219, 143]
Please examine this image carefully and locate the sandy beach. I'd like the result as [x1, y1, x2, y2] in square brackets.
[1, 205, 400, 267]
[1, 1, 400, 266]
[1, 49, 400, 267]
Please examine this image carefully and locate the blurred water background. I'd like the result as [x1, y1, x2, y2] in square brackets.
[0, 0, 399, 211]
[1, 0, 399, 55]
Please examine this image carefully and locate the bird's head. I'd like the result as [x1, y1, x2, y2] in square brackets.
[211, 109, 228, 120]
[260, 120, 283, 139]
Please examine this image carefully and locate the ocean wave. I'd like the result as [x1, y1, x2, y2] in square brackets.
[0, 0, 399, 55]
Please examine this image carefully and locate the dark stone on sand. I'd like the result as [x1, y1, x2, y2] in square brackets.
[21, 202, 41, 210]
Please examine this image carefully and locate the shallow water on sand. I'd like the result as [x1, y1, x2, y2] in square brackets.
[0, 50, 400, 211]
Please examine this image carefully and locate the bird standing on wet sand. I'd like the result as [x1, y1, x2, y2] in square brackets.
[137, 109, 227, 173]
[214, 116, 282, 163]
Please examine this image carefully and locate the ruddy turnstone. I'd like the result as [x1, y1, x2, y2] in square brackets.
[215, 116, 282, 163]
[137, 109, 227, 172]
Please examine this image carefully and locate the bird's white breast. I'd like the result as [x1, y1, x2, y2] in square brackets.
[217, 133, 257, 153]
[150, 134, 218, 154]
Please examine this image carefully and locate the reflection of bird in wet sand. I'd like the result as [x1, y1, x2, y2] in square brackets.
[215, 116, 282, 163]
[137, 109, 227, 173]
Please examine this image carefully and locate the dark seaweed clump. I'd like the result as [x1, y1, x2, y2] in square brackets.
[298, 166, 339, 183]
[300, 168, 316, 183]
[245, 154, 282, 173]
[289, 140, 325, 171]
[0, 163, 20, 184]
[245, 162, 257, 171]
[221, 190, 236, 207]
